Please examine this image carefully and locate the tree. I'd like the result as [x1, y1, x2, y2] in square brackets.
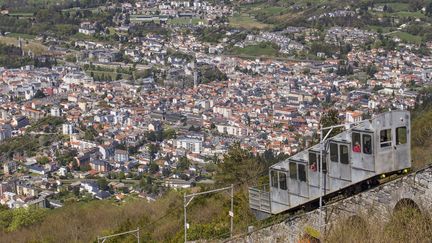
[427, 2, 432, 16]
[7, 207, 46, 231]
[366, 64, 378, 77]
[80, 164, 91, 172]
[320, 109, 342, 137]
[176, 157, 190, 171]
[0, 209, 13, 230]
[118, 171, 126, 180]
[34, 90, 46, 99]
[215, 143, 264, 185]
[409, 0, 425, 11]
[83, 126, 98, 141]
[149, 163, 159, 174]
[162, 167, 171, 177]
[97, 177, 109, 191]
[0, 204, 8, 212]
[162, 128, 176, 140]
[37, 156, 50, 165]
[147, 143, 159, 159]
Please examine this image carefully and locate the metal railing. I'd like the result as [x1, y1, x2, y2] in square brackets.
[248, 186, 271, 213]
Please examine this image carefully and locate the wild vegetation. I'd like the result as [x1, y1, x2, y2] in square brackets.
[411, 87, 432, 169]
[326, 202, 432, 243]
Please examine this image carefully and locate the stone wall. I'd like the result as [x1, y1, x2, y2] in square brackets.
[229, 166, 432, 243]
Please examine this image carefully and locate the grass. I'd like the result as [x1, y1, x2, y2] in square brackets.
[0, 36, 48, 55]
[228, 14, 273, 30]
[326, 207, 432, 242]
[389, 11, 425, 18]
[367, 25, 394, 33]
[383, 3, 410, 12]
[8, 12, 34, 17]
[250, 6, 288, 15]
[6, 33, 36, 39]
[389, 31, 422, 44]
[86, 70, 132, 81]
[227, 43, 280, 58]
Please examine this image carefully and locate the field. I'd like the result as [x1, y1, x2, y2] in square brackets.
[227, 43, 280, 58]
[86, 70, 132, 81]
[389, 11, 425, 18]
[250, 6, 288, 15]
[389, 31, 422, 44]
[228, 14, 273, 30]
[8, 12, 34, 17]
[0, 36, 48, 55]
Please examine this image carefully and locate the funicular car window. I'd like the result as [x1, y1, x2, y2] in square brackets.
[380, 129, 392, 148]
[352, 132, 361, 153]
[330, 143, 338, 162]
[309, 152, 317, 171]
[363, 134, 372, 154]
[271, 170, 278, 187]
[340, 145, 349, 164]
[289, 162, 297, 179]
[396, 127, 407, 145]
[279, 172, 287, 190]
[298, 164, 307, 182]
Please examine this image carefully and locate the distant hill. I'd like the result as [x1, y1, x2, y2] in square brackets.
[231, 0, 432, 44]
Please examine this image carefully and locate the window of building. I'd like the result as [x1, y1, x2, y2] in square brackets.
[363, 134, 372, 154]
[380, 129, 392, 148]
[298, 164, 307, 182]
[271, 170, 278, 188]
[279, 172, 287, 190]
[352, 132, 361, 153]
[340, 145, 349, 164]
[289, 162, 297, 179]
[396, 127, 407, 145]
[330, 143, 338, 162]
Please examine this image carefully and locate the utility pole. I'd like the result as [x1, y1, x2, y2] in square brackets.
[318, 119, 367, 239]
[230, 184, 234, 238]
[184, 193, 187, 243]
[184, 185, 234, 242]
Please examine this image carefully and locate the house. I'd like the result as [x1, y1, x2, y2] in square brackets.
[0, 124, 12, 141]
[50, 106, 61, 117]
[90, 160, 111, 172]
[11, 116, 29, 129]
[62, 123, 74, 135]
[175, 137, 202, 154]
[58, 166, 68, 177]
[16, 183, 38, 197]
[164, 178, 194, 189]
[0, 181, 15, 198]
[28, 165, 47, 175]
[80, 181, 99, 195]
[148, 120, 162, 132]
[95, 190, 111, 200]
[345, 111, 363, 123]
[78, 22, 96, 35]
[3, 161, 17, 175]
[114, 149, 129, 162]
